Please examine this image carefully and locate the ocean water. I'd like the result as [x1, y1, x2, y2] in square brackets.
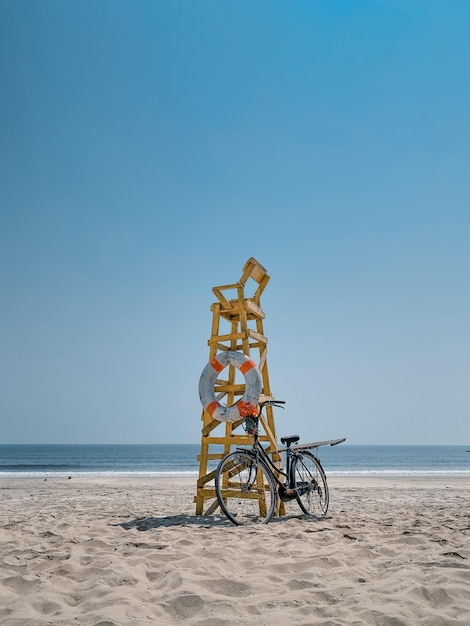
[1, 444, 469, 478]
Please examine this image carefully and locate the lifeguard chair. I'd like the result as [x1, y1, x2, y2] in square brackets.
[195, 257, 283, 516]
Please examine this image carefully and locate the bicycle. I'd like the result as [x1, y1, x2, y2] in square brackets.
[215, 400, 345, 525]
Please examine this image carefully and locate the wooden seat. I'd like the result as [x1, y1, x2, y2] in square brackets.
[212, 257, 269, 311]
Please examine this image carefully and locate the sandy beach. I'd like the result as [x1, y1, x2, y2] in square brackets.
[1, 476, 469, 625]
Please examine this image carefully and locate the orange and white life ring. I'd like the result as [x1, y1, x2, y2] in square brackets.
[198, 351, 262, 422]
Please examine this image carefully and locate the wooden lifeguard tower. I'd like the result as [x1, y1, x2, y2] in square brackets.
[195, 257, 283, 516]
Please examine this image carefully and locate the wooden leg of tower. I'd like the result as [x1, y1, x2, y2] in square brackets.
[238, 295, 251, 355]
[210, 303, 221, 346]
[195, 411, 210, 515]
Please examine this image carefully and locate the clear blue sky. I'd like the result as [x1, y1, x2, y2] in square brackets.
[1, 0, 469, 445]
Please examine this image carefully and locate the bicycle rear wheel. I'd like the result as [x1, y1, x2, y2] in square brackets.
[215, 451, 277, 525]
[292, 451, 329, 517]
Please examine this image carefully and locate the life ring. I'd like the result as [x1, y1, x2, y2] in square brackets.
[199, 351, 262, 422]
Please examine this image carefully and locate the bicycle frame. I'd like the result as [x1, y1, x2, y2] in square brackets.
[236, 420, 302, 500]
[239, 435, 288, 483]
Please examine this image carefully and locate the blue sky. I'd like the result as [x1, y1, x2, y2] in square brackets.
[1, 0, 469, 445]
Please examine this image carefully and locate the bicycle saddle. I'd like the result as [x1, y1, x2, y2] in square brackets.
[280, 435, 300, 446]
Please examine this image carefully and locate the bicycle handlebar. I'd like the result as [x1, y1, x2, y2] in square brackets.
[257, 400, 285, 416]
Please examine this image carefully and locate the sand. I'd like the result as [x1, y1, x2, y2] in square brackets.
[0, 475, 469, 625]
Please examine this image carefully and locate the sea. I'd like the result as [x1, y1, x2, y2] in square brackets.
[1, 444, 469, 478]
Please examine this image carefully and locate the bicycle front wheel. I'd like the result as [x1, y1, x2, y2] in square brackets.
[215, 451, 277, 525]
[292, 451, 329, 517]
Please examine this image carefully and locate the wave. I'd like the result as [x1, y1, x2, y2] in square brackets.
[0, 471, 200, 478]
[0, 464, 80, 471]
[328, 469, 470, 476]
[1, 469, 469, 478]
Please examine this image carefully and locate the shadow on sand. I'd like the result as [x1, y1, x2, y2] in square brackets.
[114, 512, 319, 531]
[114, 514, 232, 530]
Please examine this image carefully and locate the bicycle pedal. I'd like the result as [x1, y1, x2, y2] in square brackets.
[279, 485, 297, 502]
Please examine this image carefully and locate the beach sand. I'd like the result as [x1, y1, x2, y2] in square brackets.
[1, 476, 469, 625]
